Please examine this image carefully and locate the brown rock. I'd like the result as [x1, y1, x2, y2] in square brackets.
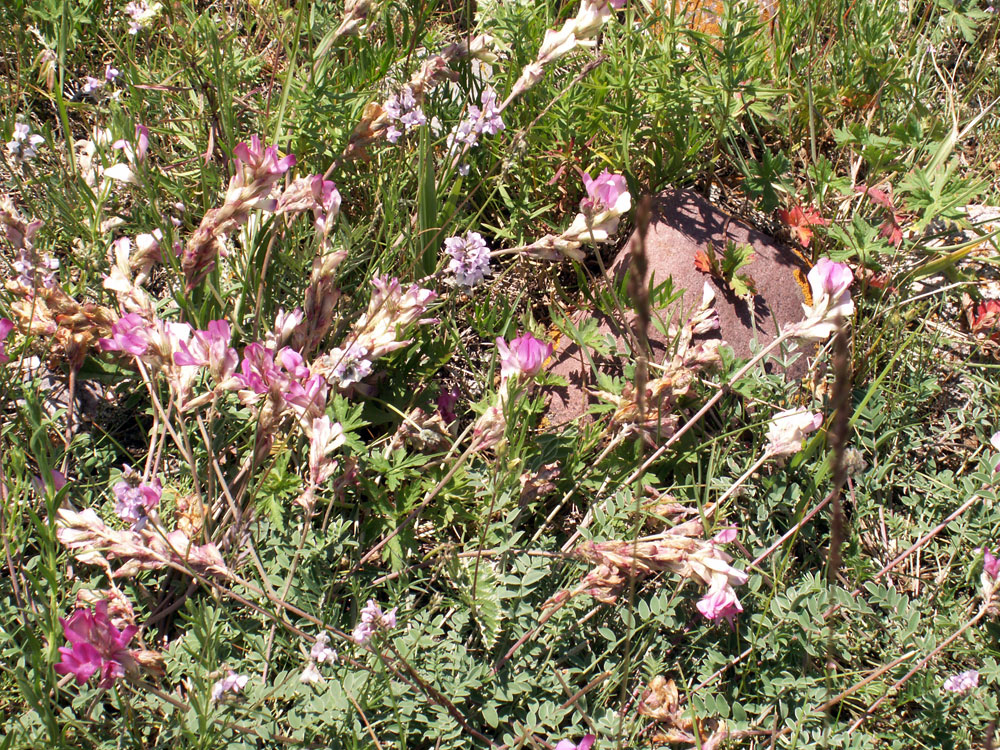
[546, 188, 810, 427]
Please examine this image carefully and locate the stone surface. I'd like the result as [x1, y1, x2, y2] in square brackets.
[546, 188, 811, 427]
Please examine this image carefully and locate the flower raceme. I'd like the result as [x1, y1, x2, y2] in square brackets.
[444, 231, 491, 288]
[112, 465, 162, 530]
[496, 333, 553, 381]
[173, 319, 239, 383]
[942, 670, 979, 695]
[786, 258, 854, 341]
[555, 736, 596, 750]
[54, 600, 137, 688]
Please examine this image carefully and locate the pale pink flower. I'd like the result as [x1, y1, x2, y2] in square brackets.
[787, 258, 854, 341]
[982, 547, 999, 580]
[942, 669, 978, 694]
[765, 408, 823, 459]
[496, 333, 553, 380]
[353, 599, 397, 645]
[173, 319, 238, 382]
[991, 432, 1000, 472]
[54, 600, 137, 688]
[310, 632, 337, 665]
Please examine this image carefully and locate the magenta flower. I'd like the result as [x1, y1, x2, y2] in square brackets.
[555, 735, 596, 750]
[942, 669, 979, 694]
[99, 313, 152, 356]
[496, 333, 553, 380]
[696, 585, 744, 627]
[582, 170, 627, 213]
[174, 319, 238, 382]
[112, 465, 162, 530]
[0, 318, 13, 363]
[437, 387, 460, 423]
[54, 600, 137, 688]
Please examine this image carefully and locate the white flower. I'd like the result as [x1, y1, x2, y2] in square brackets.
[210, 670, 249, 702]
[765, 408, 823, 459]
[299, 661, 324, 685]
[787, 258, 854, 341]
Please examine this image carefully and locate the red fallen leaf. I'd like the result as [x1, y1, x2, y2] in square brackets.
[693, 248, 713, 273]
[879, 219, 903, 247]
[855, 184, 897, 212]
[971, 300, 1000, 337]
[779, 205, 829, 248]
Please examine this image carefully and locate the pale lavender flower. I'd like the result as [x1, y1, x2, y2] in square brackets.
[81, 76, 104, 96]
[105, 65, 120, 82]
[352, 599, 397, 645]
[13, 246, 59, 288]
[942, 670, 978, 694]
[112, 464, 162, 530]
[458, 164, 470, 177]
[300, 661, 324, 685]
[310, 632, 338, 664]
[444, 231, 491, 288]
[476, 87, 504, 136]
[383, 87, 425, 141]
[124, 0, 161, 34]
[328, 343, 373, 386]
[210, 670, 249, 702]
[6, 121, 45, 164]
[496, 333, 553, 380]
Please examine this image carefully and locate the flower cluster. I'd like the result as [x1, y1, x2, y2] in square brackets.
[173, 319, 239, 384]
[182, 135, 295, 289]
[786, 258, 854, 341]
[6, 121, 44, 164]
[352, 599, 397, 645]
[509, 0, 620, 100]
[4, 197, 59, 289]
[383, 86, 426, 143]
[112, 465, 162, 530]
[444, 231, 491, 288]
[276, 174, 342, 238]
[447, 86, 505, 152]
[54, 600, 137, 688]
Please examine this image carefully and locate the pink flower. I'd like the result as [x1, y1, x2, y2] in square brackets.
[0, 318, 13, 363]
[31, 469, 67, 494]
[696, 585, 744, 627]
[496, 333, 553, 380]
[54, 600, 137, 688]
[582, 170, 627, 213]
[712, 527, 738, 544]
[100, 313, 152, 356]
[174, 319, 239, 382]
[942, 669, 979, 694]
[555, 735, 596, 750]
[437, 387, 460, 423]
[444, 231, 491, 287]
[982, 547, 999, 580]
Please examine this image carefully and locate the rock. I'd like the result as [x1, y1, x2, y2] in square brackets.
[546, 188, 811, 427]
